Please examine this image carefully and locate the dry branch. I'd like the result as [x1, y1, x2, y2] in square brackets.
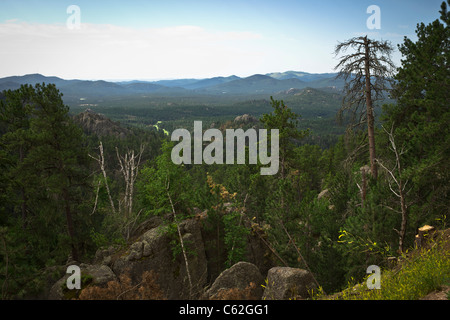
[89, 141, 116, 214]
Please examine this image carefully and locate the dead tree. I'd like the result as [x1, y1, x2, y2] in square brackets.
[334, 35, 396, 180]
[165, 176, 193, 298]
[116, 144, 145, 219]
[376, 124, 410, 253]
[89, 141, 116, 214]
[356, 165, 370, 207]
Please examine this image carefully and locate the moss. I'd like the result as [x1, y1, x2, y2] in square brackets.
[61, 271, 94, 300]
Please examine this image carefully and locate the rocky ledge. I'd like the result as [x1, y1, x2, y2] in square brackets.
[48, 212, 317, 300]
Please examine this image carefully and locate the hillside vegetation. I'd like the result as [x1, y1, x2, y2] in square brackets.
[0, 1, 448, 300]
[318, 227, 450, 300]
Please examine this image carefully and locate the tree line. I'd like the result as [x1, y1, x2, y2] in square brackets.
[0, 1, 448, 298]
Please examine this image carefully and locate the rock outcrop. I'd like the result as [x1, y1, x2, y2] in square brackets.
[205, 261, 264, 300]
[111, 218, 208, 299]
[262, 267, 317, 300]
[48, 210, 277, 300]
[234, 114, 257, 124]
[48, 263, 117, 300]
[73, 109, 131, 139]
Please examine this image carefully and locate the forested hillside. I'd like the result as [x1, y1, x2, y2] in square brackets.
[0, 1, 448, 300]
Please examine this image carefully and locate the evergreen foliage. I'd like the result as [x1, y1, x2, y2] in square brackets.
[0, 1, 448, 300]
[0, 83, 92, 297]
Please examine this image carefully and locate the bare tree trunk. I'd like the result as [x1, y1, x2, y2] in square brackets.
[116, 148, 130, 217]
[364, 36, 378, 180]
[89, 141, 116, 214]
[165, 177, 193, 298]
[91, 180, 101, 215]
[116, 144, 144, 218]
[377, 125, 409, 253]
[361, 165, 367, 207]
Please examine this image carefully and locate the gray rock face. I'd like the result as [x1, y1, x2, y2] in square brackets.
[93, 245, 120, 266]
[47, 211, 276, 300]
[112, 218, 208, 299]
[262, 267, 317, 300]
[48, 263, 116, 300]
[73, 110, 130, 139]
[206, 261, 264, 300]
[81, 264, 117, 285]
[234, 114, 257, 124]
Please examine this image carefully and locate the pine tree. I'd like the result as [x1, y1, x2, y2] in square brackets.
[260, 97, 308, 179]
[382, 0, 449, 225]
[26, 83, 91, 261]
[0, 83, 91, 297]
[0, 85, 35, 225]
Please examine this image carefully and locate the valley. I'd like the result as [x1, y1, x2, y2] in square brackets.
[0, 71, 349, 148]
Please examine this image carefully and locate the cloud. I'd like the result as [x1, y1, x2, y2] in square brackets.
[0, 21, 265, 79]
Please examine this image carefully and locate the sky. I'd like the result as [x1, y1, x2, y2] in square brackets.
[0, 0, 445, 80]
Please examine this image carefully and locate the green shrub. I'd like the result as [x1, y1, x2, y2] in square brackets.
[320, 233, 450, 300]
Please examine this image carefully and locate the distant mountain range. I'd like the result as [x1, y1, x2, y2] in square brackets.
[0, 71, 344, 101]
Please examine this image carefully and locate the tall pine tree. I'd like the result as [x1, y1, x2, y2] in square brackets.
[383, 0, 449, 224]
[26, 83, 91, 261]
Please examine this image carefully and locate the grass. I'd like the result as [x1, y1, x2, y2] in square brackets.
[316, 230, 450, 300]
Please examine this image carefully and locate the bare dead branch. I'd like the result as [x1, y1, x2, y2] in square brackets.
[91, 179, 101, 215]
[377, 123, 409, 253]
[116, 144, 145, 218]
[279, 221, 322, 291]
[165, 176, 193, 298]
[89, 141, 116, 214]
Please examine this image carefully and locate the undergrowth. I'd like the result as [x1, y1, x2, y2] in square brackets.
[315, 231, 450, 300]
[76, 270, 166, 300]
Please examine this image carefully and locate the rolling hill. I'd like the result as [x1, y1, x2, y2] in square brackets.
[266, 70, 338, 82]
[184, 75, 240, 90]
[0, 71, 345, 103]
[197, 74, 307, 94]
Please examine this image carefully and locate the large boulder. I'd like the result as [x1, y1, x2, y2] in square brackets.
[205, 261, 264, 300]
[48, 263, 116, 300]
[112, 218, 208, 299]
[93, 245, 121, 266]
[200, 205, 276, 284]
[262, 267, 317, 300]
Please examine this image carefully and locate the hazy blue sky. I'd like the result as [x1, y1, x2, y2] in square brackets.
[0, 0, 444, 80]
